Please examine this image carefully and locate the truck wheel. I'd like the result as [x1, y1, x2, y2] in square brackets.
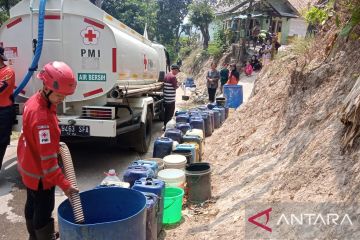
[134, 108, 153, 153]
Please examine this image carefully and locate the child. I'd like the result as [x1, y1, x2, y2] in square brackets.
[245, 61, 253, 76]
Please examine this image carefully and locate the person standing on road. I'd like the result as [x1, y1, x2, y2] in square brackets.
[227, 63, 240, 85]
[163, 64, 180, 130]
[17, 61, 79, 240]
[219, 63, 229, 94]
[0, 46, 15, 171]
[206, 62, 220, 103]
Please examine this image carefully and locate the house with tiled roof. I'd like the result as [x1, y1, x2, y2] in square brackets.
[216, 0, 316, 45]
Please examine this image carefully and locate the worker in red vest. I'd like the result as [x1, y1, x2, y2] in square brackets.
[0, 46, 15, 171]
[17, 61, 78, 240]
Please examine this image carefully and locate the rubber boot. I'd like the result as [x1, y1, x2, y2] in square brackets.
[35, 220, 57, 240]
[26, 220, 37, 240]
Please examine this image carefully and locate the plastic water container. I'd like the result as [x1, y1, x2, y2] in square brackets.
[176, 122, 191, 135]
[144, 192, 159, 240]
[185, 77, 194, 87]
[224, 84, 243, 108]
[175, 110, 188, 116]
[225, 107, 229, 119]
[216, 106, 226, 123]
[186, 129, 204, 140]
[100, 169, 130, 188]
[132, 177, 165, 235]
[197, 105, 208, 111]
[131, 160, 159, 176]
[183, 135, 204, 161]
[185, 142, 200, 162]
[175, 144, 196, 163]
[163, 187, 184, 224]
[176, 114, 190, 123]
[207, 103, 217, 110]
[216, 97, 226, 107]
[185, 163, 212, 203]
[164, 128, 183, 143]
[165, 119, 176, 130]
[172, 149, 193, 164]
[123, 166, 155, 187]
[212, 109, 221, 129]
[58, 188, 146, 239]
[157, 169, 186, 189]
[153, 137, 173, 158]
[200, 113, 212, 137]
[163, 154, 187, 170]
[143, 158, 164, 171]
[204, 110, 215, 133]
[213, 107, 224, 125]
[190, 117, 205, 133]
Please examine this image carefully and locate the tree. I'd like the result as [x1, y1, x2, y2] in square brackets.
[189, 1, 214, 49]
[0, 0, 21, 25]
[101, 0, 158, 40]
[156, 0, 192, 46]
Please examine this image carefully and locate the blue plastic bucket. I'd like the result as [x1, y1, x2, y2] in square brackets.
[58, 187, 146, 240]
[223, 84, 243, 108]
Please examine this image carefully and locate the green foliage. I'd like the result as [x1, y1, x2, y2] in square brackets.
[340, 4, 360, 37]
[305, 6, 329, 25]
[0, 0, 21, 25]
[101, 0, 158, 40]
[207, 42, 222, 58]
[189, 1, 214, 49]
[156, 0, 192, 45]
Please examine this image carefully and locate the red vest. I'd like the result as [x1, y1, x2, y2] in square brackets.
[0, 65, 15, 107]
[17, 92, 70, 191]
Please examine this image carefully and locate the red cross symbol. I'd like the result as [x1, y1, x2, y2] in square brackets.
[144, 55, 148, 70]
[42, 132, 47, 138]
[85, 29, 97, 42]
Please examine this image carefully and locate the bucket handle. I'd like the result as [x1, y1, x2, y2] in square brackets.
[164, 199, 177, 210]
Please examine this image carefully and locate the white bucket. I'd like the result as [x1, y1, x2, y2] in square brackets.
[163, 154, 187, 170]
[158, 169, 186, 189]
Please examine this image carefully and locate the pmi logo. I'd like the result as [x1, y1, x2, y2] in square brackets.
[248, 208, 272, 232]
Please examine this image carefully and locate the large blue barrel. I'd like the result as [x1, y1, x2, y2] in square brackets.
[131, 160, 159, 176]
[200, 113, 212, 137]
[176, 114, 190, 123]
[164, 128, 183, 143]
[223, 84, 243, 108]
[123, 166, 155, 187]
[132, 177, 165, 235]
[189, 117, 205, 133]
[176, 123, 191, 135]
[212, 109, 221, 129]
[58, 187, 146, 240]
[144, 193, 158, 240]
[153, 137, 173, 158]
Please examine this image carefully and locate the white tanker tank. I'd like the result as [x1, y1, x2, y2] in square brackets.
[0, 0, 170, 153]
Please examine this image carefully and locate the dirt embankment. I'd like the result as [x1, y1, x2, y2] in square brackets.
[165, 3, 360, 239]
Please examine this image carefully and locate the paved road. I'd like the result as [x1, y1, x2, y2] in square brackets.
[0, 120, 163, 240]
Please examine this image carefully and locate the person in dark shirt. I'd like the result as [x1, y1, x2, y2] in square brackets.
[219, 63, 229, 94]
[250, 55, 262, 71]
[163, 64, 180, 130]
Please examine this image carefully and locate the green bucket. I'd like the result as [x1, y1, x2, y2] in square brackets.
[162, 187, 184, 224]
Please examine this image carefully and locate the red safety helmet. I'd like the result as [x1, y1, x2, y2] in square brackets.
[37, 61, 77, 95]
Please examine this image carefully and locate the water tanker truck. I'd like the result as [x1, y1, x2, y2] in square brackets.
[0, 0, 170, 152]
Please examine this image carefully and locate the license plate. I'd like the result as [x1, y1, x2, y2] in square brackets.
[60, 125, 90, 137]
